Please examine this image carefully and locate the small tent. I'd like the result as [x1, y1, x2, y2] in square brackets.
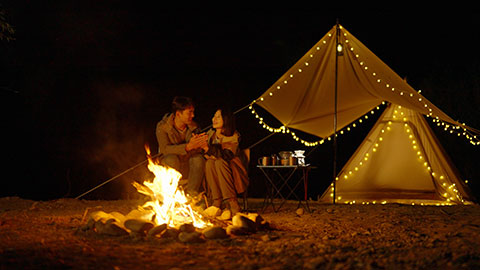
[318, 103, 474, 205]
[249, 24, 477, 205]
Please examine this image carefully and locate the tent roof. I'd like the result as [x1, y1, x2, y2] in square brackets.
[253, 24, 478, 142]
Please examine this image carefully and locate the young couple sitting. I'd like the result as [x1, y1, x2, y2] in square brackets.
[155, 96, 248, 217]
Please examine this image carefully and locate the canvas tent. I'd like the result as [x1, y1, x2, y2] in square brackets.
[249, 24, 477, 205]
[318, 103, 474, 205]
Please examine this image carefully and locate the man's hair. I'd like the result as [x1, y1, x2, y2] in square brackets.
[171, 96, 195, 114]
[219, 107, 236, 137]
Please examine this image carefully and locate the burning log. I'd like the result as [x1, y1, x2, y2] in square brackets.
[131, 148, 212, 229]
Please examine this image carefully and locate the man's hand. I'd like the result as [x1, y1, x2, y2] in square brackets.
[186, 133, 208, 151]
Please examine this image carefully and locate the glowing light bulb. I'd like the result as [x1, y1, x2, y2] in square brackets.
[337, 43, 343, 53]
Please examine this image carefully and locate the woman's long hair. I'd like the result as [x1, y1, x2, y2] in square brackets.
[219, 107, 236, 137]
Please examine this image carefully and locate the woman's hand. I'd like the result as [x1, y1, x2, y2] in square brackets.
[202, 145, 209, 152]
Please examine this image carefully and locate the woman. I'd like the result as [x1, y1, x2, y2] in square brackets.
[203, 107, 249, 216]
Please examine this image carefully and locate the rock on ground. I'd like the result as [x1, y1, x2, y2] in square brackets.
[1, 197, 480, 270]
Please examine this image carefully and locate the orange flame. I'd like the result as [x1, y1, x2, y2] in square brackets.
[133, 146, 210, 229]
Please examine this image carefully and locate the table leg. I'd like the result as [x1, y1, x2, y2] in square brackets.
[257, 166, 313, 213]
[259, 167, 281, 213]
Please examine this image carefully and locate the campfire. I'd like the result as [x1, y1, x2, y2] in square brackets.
[79, 147, 268, 242]
[131, 146, 210, 229]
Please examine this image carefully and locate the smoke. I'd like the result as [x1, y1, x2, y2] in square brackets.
[80, 80, 156, 199]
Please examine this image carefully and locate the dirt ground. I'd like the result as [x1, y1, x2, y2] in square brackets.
[1, 196, 480, 270]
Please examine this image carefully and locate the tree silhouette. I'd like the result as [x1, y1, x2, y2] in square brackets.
[0, 5, 14, 42]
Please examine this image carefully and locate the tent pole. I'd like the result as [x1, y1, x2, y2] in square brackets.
[333, 20, 341, 204]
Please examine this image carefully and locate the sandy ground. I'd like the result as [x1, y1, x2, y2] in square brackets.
[1, 196, 480, 270]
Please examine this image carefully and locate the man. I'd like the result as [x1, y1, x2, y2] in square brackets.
[155, 96, 208, 196]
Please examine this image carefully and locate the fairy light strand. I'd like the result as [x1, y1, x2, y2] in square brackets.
[343, 28, 480, 146]
[253, 30, 335, 103]
[250, 25, 479, 147]
[249, 102, 385, 147]
[331, 105, 466, 205]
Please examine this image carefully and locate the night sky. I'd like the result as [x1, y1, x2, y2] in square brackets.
[1, 4, 479, 201]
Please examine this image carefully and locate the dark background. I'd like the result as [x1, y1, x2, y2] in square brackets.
[1, 4, 479, 202]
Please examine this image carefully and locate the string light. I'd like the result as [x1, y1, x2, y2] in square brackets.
[249, 24, 479, 151]
[342, 29, 480, 146]
[249, 102, 385, 147]
[332, 105, 467, 205]
[252, 29, 335, 103]
[430, 118, 480, 145]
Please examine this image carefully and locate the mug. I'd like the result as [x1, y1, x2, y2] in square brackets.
[258, 156, 271, 166]
[289, 156, 297, 165]
[271, 154, 278, 165]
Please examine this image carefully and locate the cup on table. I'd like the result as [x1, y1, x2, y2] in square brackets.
[289, 156, 297, 165]
[271, 154, 278, 165]
[258, 156, 271, 166]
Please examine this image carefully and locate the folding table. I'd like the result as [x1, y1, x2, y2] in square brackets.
[257, 164, 315, 213]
